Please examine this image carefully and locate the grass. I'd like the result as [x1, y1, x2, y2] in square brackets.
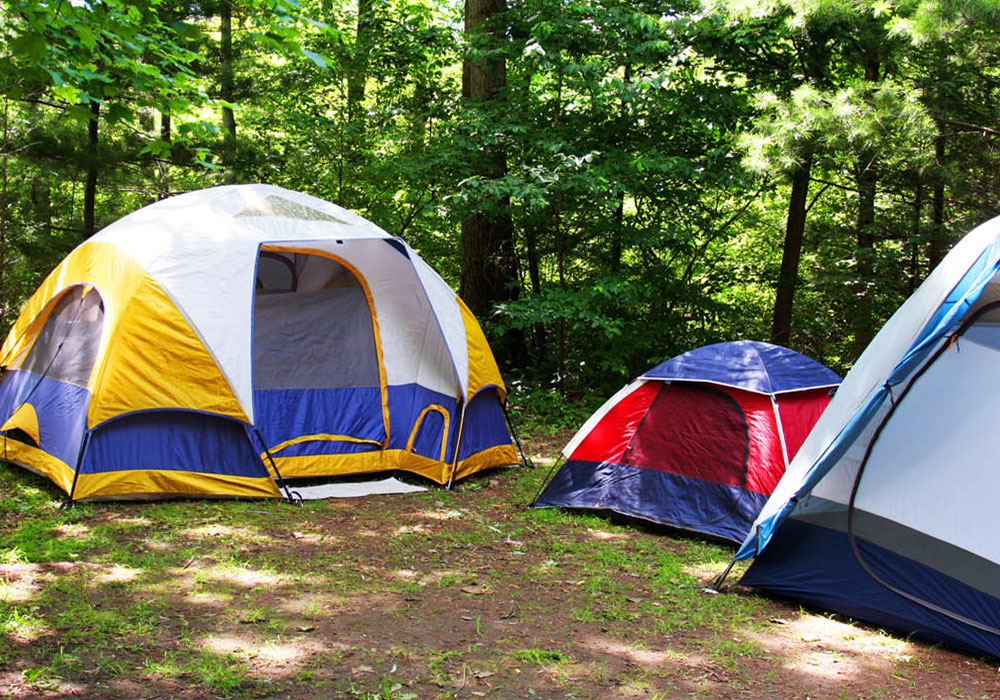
[0, 431, 993, 699]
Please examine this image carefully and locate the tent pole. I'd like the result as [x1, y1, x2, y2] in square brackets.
[769, 394, 791, 469]
[502, 396, 532, 469]
[248, 426, 300, 504]
[529, 453, 564, 507]
[710, 556, 738, 592]
[446, 402, 467, 490]
[63, 430, 92, 509]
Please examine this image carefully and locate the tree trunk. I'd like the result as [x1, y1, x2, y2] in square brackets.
[908, 178, 922, 295]
[347, 0, 372, 125]
[158, 111, 172, 199]
[770, 142, 815, 347]
[610, 63, 632, 272]
[524, 216, 546, 362]
[852, 154, 877, 359]
[851, 51, 881, 360]
[460, 0, 518, 322]
[0, 98, 8, 306]
[220, 0, 237, 180]
[83, 101, 100, 239]
[928, 134, 947, 270]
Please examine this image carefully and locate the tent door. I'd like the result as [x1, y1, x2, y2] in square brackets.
[620, 383, 751, 528]
[407, 405, 450, 462]
[252, 249, 388, 457]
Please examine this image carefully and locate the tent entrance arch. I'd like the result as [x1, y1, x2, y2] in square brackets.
[407, 405, 450, 462]
[252, 246, 389, 461]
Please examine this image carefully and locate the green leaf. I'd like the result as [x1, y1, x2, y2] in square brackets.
[302, 49, 328, 70]
[51, 84, 81, 103]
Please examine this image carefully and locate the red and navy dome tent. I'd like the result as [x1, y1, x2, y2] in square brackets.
[532, 341, 841, 543]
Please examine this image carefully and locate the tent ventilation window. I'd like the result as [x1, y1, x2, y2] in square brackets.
[21, 286, 105, 387]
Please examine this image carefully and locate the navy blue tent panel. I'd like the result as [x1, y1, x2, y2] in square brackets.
[642, 340, 841, 394]
[741, 518, 1000, 659]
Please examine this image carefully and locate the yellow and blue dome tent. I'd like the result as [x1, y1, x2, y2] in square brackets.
[0, 184, 519, 501]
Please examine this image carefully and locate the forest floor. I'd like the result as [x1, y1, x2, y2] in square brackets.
[0, 428, 998, 699]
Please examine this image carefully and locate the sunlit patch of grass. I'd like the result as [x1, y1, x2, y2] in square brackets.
[147, 648, 253, 694]
[1, 602, 49, 640]
[705, 636, 767, 671]
[512, 647, 570, 665]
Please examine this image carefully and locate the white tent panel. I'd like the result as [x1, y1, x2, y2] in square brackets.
[854, 337, 1000, 565]
[409, 251, 469, 398]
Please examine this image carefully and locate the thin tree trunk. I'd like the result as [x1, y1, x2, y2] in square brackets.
[83, 101, 100, 239]
[928, 134, 947, 270]
[851, 51, 881, 360]
[610, 63, 632, 272]
[0, 98, 8, 307]
[220, 0, 237, 180]
[770, 142, 815, 346]
[347, 0, 372, 126]
[158, 111, 172, 199]
[908, 178, 922, 295]
[524, 216, 546, 362]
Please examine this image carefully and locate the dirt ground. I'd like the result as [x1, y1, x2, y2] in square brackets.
[0, 432, 999, 699]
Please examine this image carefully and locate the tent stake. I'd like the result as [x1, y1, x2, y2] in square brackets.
[710, 556, 738, 592]
[446, 402, 467, 490]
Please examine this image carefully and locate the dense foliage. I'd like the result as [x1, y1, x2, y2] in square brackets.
[2, 0, 999, 397]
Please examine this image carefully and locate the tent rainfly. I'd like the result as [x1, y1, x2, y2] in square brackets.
[731, 215, 1000, 659]
[0, 184, 518, 501]
[532, 341, 841, 543]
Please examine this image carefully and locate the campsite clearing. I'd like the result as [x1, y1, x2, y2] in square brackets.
[0, 430, 997, 699]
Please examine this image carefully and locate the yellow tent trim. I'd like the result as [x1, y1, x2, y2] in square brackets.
[72, 469, 282, 501]
[1, 242, 143, 374]
[88, 273, 248, 427]
[0, 438, 75, 495]
[451, 443, 519, 482]
[457, 296, 506, 399]
[406, 404, 451, 463]
[264, 433, 384, 456]
[261, 245, 391, 445]
[2, 403, 40, 446]
[273, 448, 450, 484]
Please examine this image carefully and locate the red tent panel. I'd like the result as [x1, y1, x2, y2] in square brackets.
[776, 388, 834, 458]
[569, 381, 659, 463]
